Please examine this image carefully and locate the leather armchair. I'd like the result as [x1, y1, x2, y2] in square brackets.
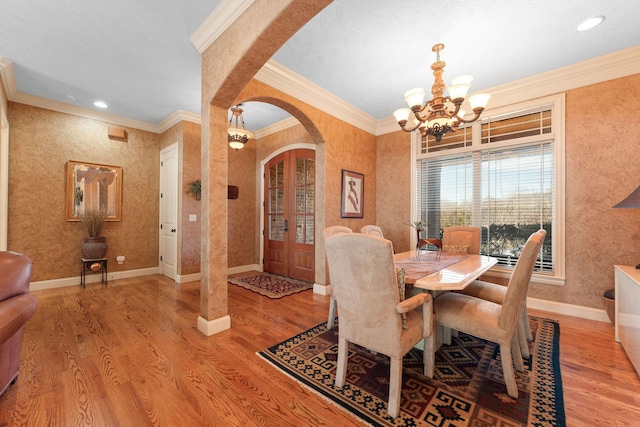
[0, 251, 38, 396]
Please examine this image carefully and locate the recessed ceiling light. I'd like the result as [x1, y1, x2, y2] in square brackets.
[93, 101, 108, 108]
[577, 15, 605, 32]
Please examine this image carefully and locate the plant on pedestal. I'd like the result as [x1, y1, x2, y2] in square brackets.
[80, 209, 108, 259]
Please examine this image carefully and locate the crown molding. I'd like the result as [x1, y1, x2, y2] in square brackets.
[157, 109, 201, 133]
[3, 45, 639, 138]
[190, 0, 255, 54]
[0, 57, 17, 100]
[253, 116, 300, 139]
[485, 44, 640, 110]
[255, 60, 378, 135]
[10, 91, 159, 132]
[376, 45, 640, 135]
[375, 115, 403, 136]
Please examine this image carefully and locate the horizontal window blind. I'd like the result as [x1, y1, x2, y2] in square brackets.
[418, 142, 553, 272]
[481, 142, 553, 271]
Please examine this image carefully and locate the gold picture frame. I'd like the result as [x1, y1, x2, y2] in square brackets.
[67, 160, 122, 221]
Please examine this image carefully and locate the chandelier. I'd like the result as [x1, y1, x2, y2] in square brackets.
[228, 105, 254, 150]
[393, 43, 490, 142]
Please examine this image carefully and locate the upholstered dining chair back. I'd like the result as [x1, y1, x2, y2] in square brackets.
[429, 230, 545, 398]
[323, 226, 352, 241]
[497, 231, 545, 332]
[322, 226, 353, 329]
[458, 229, 547, 358]
[325, 233, 402, 344]
[360, 225, 384, 238]
[324, 233, 434, 417]
[442, 226, 481, 254]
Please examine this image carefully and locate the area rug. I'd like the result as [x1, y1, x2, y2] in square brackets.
[258, 317, 565, 426]
[228, 272, 313, 298]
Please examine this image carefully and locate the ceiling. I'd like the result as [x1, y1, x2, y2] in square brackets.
[1, 0, 639, 133]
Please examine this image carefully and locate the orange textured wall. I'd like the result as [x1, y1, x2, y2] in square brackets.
[526, 73, 640, 308]
[375, 130, 412, 253]
[8, 102, 160, 282]
[180, 121, 202, 275]
[227, 137, 257, 268]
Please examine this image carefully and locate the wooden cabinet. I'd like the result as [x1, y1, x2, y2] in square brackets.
[615, 265, 640, 376]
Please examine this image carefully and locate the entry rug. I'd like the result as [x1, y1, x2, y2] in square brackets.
[258, 317, 565, 426]
[228, 272, 313, 299]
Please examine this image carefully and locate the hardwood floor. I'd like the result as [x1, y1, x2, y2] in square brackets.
[1, 274, 639, 426]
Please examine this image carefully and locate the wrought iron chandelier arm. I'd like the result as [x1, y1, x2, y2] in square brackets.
[397, 119, 424, 133]
[455, 107, 485, 124]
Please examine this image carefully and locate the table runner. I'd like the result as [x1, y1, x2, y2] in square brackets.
[395, 252, 471, 284]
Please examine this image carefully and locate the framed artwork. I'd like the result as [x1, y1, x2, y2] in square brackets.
[341, 169, 364, 218]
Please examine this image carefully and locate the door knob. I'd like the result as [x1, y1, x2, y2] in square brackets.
[171, 228, 176, 233]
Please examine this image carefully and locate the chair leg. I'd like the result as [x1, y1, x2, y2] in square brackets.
[423, 334, 435, 378]
[523, 308, 533, 341]
[388, 356, 402, 418]
[499, 343, 519, 398]
[327, 296, 337, 329]
[511, 334, 524, 372]
[335, 336, 348, 388]
[518, 317, 530, 359]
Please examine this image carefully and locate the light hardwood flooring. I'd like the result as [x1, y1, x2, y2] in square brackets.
[1, 274, 639, 426]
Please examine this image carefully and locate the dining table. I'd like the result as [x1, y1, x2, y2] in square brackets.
[394, 249, 499, 349]
[394, 250, 498, 292]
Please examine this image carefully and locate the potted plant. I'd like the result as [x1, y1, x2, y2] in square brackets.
[187, 179, 201, 200]
[80, 209, 108, 259]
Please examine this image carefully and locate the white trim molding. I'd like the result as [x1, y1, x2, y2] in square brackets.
[255, 60, 378, 135]
[190, 0, 255, 54]
[29, 266, 160, 292]
[197, 315, 231, 336]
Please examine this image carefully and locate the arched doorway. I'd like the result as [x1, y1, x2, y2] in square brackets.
[263, 147, 315, 282]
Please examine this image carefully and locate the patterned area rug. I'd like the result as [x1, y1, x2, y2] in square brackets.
[228, 272, 313, 298]
[258, 317, 565, 426]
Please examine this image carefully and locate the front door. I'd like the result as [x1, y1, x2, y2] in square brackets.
[263, 149, 315, 282]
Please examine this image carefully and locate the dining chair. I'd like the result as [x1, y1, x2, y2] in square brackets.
[425, 230, 545, 398]
[360, 224, 384, 238]
[457, 229, 547, 358]
[441, 226, 481, 254]
[325, 232, 434, 418]
[323, 226, 353, 330]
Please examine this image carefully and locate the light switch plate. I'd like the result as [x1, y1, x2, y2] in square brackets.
[189, 214, 197, 222]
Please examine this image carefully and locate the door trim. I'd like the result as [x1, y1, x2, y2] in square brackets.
[259, 143, 316, 273]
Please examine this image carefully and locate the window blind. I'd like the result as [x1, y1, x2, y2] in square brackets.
[418, 142, 553, 272]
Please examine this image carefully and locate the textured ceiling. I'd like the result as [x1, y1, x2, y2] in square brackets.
[1, 0, 639, 131]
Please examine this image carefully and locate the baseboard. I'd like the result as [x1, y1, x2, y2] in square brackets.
[29, 266, 160, 291]
[227, 264, 262, 275]
[527, 296, 611, 324]
[313, 283, 331, 296]
[197, 315, 231, 336]
[29, 267, 611, 325]
[176, 272, 201, 283]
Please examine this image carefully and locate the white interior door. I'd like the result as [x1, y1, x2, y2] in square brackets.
[160, 144, 178, 280]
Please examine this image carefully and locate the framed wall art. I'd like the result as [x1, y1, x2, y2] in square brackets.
[341, 169, 364, 218]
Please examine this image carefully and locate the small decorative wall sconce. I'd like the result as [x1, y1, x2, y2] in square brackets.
[108, 126, 128, 142]
[228, 185, 238, 199]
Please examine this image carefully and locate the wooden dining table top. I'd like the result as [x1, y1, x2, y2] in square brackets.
[394, 251, 498, 292]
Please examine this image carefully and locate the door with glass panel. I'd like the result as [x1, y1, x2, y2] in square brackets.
[263, 149, 315, 282]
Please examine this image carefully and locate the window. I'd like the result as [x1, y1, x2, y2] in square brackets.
[414, 95, 565, 284]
